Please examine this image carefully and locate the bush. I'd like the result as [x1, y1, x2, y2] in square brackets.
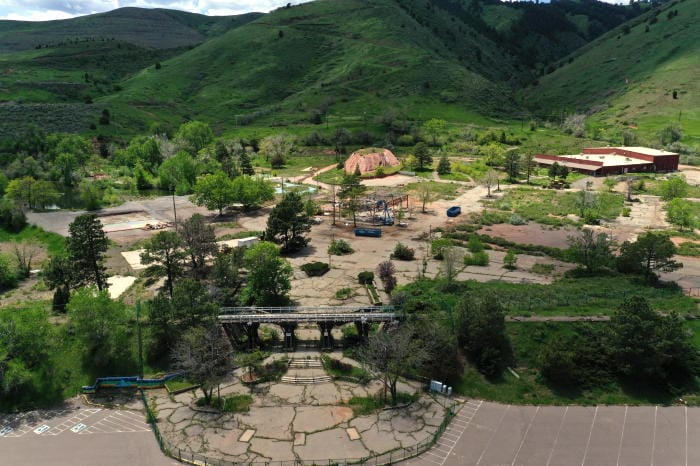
[328, 239, 354, 255]
[0, 200, 27, 232]
[431, 238, 453, 259]
[622, 207, 631, 217]
[335, 288, 354, 300]
[0, 253, 18, 290]
[464, 251, 489, 266]
[467, 236, 484, 253]
[509, 214, 527, 225]
[300, 261, 329, 277]
[358, 271, 374, 284]
[391, 242, 415, 260]
[503, 250, 518, 269]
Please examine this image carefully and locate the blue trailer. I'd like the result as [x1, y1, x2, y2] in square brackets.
[446, 206, 461, 217]
[355, 227, 382, 237]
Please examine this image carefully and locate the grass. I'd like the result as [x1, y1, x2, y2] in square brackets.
[252, 153, 338, 177]
[677, 241, 700, 257]
[164, 379, 198, 393]
[400, 276, 697, 317]
[404, 181, 460, 201]
[492, 187, 624, 226]
[0, 225, 66, 256]
[346, 392, 419, 415]
[321, 355, 371, 383]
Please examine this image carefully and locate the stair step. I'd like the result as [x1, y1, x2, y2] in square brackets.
[288, 359, 322, 368]
[281, 375, 332, 385]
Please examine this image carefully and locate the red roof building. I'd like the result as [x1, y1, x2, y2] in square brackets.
[534, 146, 679, 176]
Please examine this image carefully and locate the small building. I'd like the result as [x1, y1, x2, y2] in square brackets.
[534, 146, 679, 176]
[344, 148, 400, 175]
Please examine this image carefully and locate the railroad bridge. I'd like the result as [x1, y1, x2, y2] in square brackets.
[218, 306, 397, 349]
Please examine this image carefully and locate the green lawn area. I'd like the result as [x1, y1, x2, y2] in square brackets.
[252, 154, 338, 177]
[403, 181, 461, 200]
[0, 225, 66, 256]
[314, 167, 346, 185]
[492, 187, 624, 226]
[400, 276, 697, 317]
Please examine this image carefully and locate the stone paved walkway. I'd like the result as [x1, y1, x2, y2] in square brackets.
[148, 353, 448, 464]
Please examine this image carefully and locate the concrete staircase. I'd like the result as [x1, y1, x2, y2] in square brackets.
[288, 358, 322, 368]
[281, 357, 330, 384]
[281, 374, 332, 384]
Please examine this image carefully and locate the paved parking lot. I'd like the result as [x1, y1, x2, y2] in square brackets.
[0, 405, 177, 466]
[408, 401, 700, 466]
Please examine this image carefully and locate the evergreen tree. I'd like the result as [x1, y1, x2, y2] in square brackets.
[67, 214, 109, 291]
[414, 142, 433, 170]
[437, 155, 451, 175]
[265, 192, 312, 253]
[239, 151, 255, 176]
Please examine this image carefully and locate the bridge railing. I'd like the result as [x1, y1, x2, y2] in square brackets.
[219, 305, 394, 315]
[218, 312, 398, 324]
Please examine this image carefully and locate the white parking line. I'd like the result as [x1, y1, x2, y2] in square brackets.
[0, 426, 13, 436]
[546, 406, 568, 466]
[616, 406, 628, 466]
[476, 404, 509, 466]
[511, 406, 540, 466]
[651, 406, 658, 466]
[71, 423, 88, 433]
[33, 425, 50, 435]
[581, 406, 598, 466]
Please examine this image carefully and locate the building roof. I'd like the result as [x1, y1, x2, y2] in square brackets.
[535, 153, 654, 168]
[534, 157, 601, 172]
[587, 146, 677, 157]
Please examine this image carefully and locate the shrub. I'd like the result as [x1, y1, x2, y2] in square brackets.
[222, 394, 253, 413]
[328, 239, 354, 255]
[300, 261, 329, 277]
[358, 271, 374, 284]
[377, 261, 397, 294]
[0, 200, 27, 232]
[509, 214, 527, 225]
[467, 236, 484, 253]
[431, 238, 453, 259]
[0, 254, 18, 290]
[531, 263, 555, 275]
[622, 207, 631, 217]
[503, 250, 517, 269]
[464, 251, 489, 266]
[335, 288, 354, 300]
[391, 242, 415, 260]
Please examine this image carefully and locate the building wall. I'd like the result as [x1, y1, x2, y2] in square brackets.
[582, 148, 679, 172]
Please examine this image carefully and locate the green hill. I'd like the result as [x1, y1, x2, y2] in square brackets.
[0, 8, 262, 51]
[521, 0, 700, 146]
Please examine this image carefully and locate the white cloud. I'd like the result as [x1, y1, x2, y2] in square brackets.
[1, 9, 77, 20]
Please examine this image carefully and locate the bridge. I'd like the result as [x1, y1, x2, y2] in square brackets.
[218, 306, 398, 348]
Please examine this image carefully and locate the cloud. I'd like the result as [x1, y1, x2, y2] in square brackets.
[0, 0, 309, 21]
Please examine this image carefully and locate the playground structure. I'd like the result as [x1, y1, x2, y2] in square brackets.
[326, 193, 409, 227]
[81, 372, 185, 394]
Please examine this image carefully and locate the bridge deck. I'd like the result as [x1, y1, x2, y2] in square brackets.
[220, 305, 393, 314]
[218, 312, 397, 324]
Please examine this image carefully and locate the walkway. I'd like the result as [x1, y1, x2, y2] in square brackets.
[406, 401, 700, 466]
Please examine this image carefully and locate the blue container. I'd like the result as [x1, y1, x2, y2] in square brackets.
[355, 227, 382, 237]
[446, 206, 461, 217]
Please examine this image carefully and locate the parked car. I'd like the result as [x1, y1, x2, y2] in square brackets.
[446, 206, 461, 217]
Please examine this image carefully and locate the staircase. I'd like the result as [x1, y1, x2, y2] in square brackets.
[281, 357, 330, 384]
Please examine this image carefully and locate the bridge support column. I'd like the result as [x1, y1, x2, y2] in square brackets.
[246, 322, 260, 350]
[354, 320, 369, 341]
[281, 322, 297, 350]
[318, 322, 334, 349]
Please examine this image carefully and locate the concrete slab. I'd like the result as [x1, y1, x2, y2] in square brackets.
[476, 405, 538, 466]
[509, 405, 566, 466]
[239, 429, 255, 443]
[293, 406, 353, 433]
[545, 406, 596, 466]
[346, 427, 361, 440]
[582, 405, 626, 466]
[617, 405, 654, 466]
[294, 432, 306, 446]
[652, 405, 685, 466]
[295, 427, 370, 461]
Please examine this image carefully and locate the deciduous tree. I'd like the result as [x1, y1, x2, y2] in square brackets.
[191, 171, 237, 216]
[240, 241, 292, 306]
[180, 214, 218, 273]
[617, 231, 682, 281]
[567, 229, 615, 274]
[141, 231, 186, 298]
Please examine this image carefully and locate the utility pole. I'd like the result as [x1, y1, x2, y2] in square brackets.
[136, 301, 144, 379]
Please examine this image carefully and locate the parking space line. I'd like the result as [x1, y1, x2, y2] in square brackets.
[546, 406, 568, 466]
[651, 406, 658, 465]
[476, 404, 509, 466]
[511, 406, 540, 466]
[686, 406, 688, 466]
[615, 406, 628, 466]
[581, 406, 598, 466]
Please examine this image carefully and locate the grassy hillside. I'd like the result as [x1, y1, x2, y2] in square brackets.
[101, 0, 519, 134]
[0, 8, 262, 51]
[522, 0, 700, 146]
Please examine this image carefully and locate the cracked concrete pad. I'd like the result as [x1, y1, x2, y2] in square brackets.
[185, 424, 204, 437]
[391, 412, 424, 433]
[207, 429, 248, 456]
[305, 383, 342, 405]
[169, 407, 193, 424]
[293, 406, 353, 433]
[350, 415, 376, 433]
[346, 427, 361, 441]
[295, 427, 370, 461]
[239, 429, 256, 442]
[268, 383, 305, 404]
[239, 406, 295, 440]
[359, 423, 402, 454]
[294, 432, 306, 446]
[250, 437, 296, 461]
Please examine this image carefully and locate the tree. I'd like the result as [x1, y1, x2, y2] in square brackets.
[457, 297, 510, 377]
[567, 229, 615, 274]
[481, 143, 506, 167]
[114, 136, 162, 169]
[212, 246, 246, 305]
[141, 231, 186, 298]
[68, 287, 135, 372]
[42, 255, 73, 312]
[264, 192, 311, 253]
[191, 171, 237, 216]
[523, 154, 536, 184]
[239, 151, 255, 176]
[158, 151, 198, 194]
[331, 127, 351, 160]
[54, 153, 77, 186]
[658, 125, 682, 146]
[603, 177, 618, 192]
[423, 118, 446, 146]
[548, 162, 561, 180]
[79, 180, 103, 211]
[609, 297, 698, 387]
[504, 152, 520, 182]
[417, 182, 433, 213]
[339, 172, 366, 227]
[359, 324, 428, 404]
[259, 134, 295, 166]
[0, 253, 17, 290]
[175, 121, 214, 153]
[0, 199, 26, 232]
[659, 175, 689, 200]
[441, 246, 463, 283]
[5, 177, 35, 207]
[437, 155, 451, 175]
[666, 198, 696, 230]
[240, 242, 292, 306]
[377, 261, 397, 295]
[231, 176, 275, 210]
[67, 214, 109, 291]
[12, 241, 40, 278]
[31, 180, 60, 210]
[414, 142, 432, 170]
[482, 169, 499, 198]
[172, 323, 235, 405]
[180, 214, 218, 273]
[617, 231, 682, 281]
[404, 154, 418, 171]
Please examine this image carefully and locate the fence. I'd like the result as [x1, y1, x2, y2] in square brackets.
[140, 390, 455, 466]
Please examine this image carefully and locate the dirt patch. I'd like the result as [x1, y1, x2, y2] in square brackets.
[478, 223, 576, 249]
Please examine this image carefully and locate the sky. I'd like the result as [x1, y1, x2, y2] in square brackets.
[0, 0, 625, 22]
